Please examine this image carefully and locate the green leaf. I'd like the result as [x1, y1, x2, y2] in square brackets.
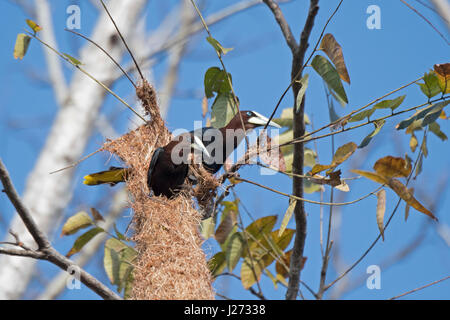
[204, 67, 232, 99]
[359, 119, 386, 148]
[226, 232, 244, 272]
[104, 238, 137, 288]
[206, 36, 233, 55]
[210, 92, 237, 128]
[61, 211, 93, 236]
[312, 55, 348, 105]
[348, 109, 375, 122]
[13, 33, 31, 60]
[304, 148, 317, 168]
[66, 227, 104, 257]
[418, 71, 441, 98]
[113, 223, 127, 241]
[278, 200, 296, 237]
[62, 53, 82, 66]
[295, 74, 309, 112]
[396, 101, 450, 130]
[208, 251, 227, 277]
[373, 95, 406, 111]
[429, 122, 448, 141]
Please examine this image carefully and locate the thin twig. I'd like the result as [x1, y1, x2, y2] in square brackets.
[235, 176, 383, 206]
[389, 275, 450, 300]
[64, 28, 136, 88]
[99, 0, 145, 81]
[399, 0, 450, 45]
[26, 31, 147, 123]
[323, 127, 430, 292]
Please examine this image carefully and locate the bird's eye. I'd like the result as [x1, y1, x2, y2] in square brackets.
[246, 111, 252, 117]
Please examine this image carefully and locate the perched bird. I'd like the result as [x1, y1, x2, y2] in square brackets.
[83, 110, 280, 198]
[190, 110, 281, 175]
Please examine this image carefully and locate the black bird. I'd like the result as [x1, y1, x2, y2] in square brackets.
[84, 110, 280, 198]
[189, 110, 281, 175]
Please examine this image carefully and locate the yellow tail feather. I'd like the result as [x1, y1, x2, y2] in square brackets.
[83, 168, 129, 186]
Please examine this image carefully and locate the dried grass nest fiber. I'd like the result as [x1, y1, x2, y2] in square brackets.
[102, 80, 215, 299]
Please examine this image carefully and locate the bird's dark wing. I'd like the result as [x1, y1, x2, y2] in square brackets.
[147, 147, 164, 188]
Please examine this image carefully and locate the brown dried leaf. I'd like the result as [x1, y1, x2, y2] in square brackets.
[320, 33, 351, 84]
[405, 187, 414, 222]
[202, 96, 208, 118]
[434, 63, 450, 94]
[388, 179, 437, 220]
[373, 156, 412, 179]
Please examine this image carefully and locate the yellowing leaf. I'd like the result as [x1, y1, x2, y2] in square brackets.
[241, 258, 264, 289]
[13, 33, 31, 60]
[410, 134, 418, 152]
[202, 96, 208, 117]
[310, 164, 333, 175]
[245, 215, 277, 241]
[104, 238, 137, 287]
[61, 211, 93, 236]
[405, 187, 414, 222]
[376, 189, 386, 241]
[373, 156, 412, 179]
[320, 34, 350, 84]
[278, 200, 296, 237]
[295, 74, 309, 112]
[200, 217, 215, 239]
[434, 63, 450, 94]
[331, 142, 357, 166]
[351, 169, 389, 185]
[388, 179, 437, 220]
[26, 19, 42, 32]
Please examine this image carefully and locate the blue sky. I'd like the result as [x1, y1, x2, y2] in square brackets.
[0, 0, 449, 300]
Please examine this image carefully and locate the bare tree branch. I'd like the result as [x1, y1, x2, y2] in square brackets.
[0, 159, 121, 300]
[262, 0, 298, 53]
